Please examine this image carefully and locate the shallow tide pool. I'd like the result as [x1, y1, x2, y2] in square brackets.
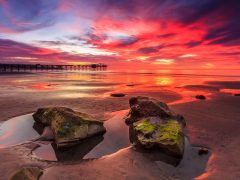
[0, 110, 211, 179]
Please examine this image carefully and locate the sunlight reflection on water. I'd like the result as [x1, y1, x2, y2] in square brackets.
[0, 72, 239, 104]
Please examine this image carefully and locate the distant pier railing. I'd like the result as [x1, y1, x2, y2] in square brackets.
[0, 63, 107, 72]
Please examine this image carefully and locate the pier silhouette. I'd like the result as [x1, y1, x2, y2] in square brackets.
[0, 63, 107, 72]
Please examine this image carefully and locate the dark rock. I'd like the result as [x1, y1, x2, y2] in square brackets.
[195, 95, 206, 100]
[10, 167, 43, 180]
[47, 83, 59, 86]
[125, 96, 185, 157]
[175, 114, 186, 127]
[124, 96, 186, 126]
[111, 93, 126, 97]
[33, 107, 106, 148]
[126, 84, 135, 87]
[234, 93, 240, 96]
[198, 147, 209, 155]
[33, 121, 45, 135]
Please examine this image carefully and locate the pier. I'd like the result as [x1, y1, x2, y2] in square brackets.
[0, 63, 107, 72]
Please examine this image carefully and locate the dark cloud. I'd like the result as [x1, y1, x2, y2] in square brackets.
[86, 32, 104, 42]
[75, 30, 139, 47]
[204, 16, 240, 46]
[68, 31, 106, 46]
[66, 36, 88, 44]
[102, 0, 136, 12]
[138, 47, 158, 54]
[172, 1, 224, 24]
[185, 41, 202, 48]
[201, 0, 240, 46]
[0, 38, 41, 57]
[117, 36, 138, 47]
[0, 0, 59, 32]
[7, 0, 55, 20]
[158, 33, 176, 38]
[0, 38, 118, 64]
[38, 40, 66, 46]
[171, 0, 240, 46]
[37, 40, 78, 46]
[137, 45, 164, 54]
[0, 38, 64, 60]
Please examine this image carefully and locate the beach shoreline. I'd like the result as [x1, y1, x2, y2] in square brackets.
[0, 72, 240, 179]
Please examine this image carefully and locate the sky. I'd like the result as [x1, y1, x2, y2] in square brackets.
[0, 0, 240, 71]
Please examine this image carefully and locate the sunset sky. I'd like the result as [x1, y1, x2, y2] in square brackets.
[0, 0, 240, 71]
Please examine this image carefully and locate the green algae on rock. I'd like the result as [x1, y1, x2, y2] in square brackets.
[133, 119, 184, 157]
[33, 107, 106, 148]
[134, 119, 156, 135]
[10, 167, 43, 180]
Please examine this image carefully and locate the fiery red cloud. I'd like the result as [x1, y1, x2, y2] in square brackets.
[0, 0, 240, 71]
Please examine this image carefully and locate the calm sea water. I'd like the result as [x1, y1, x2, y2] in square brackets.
[0, 70, 239, 105]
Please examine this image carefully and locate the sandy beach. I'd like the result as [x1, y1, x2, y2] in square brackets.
[0, 71, 240, 180]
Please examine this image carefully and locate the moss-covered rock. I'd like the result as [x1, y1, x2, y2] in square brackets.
[124, 96, 186, 127]
[33, 107, 106, 148]
[10, 167, 43, 180]
[125, 97, 186, 157]
[133, 118, 184, 157]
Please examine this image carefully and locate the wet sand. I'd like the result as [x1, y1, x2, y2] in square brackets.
[171, 96, 240, 180]
[0, 72, 240, 179]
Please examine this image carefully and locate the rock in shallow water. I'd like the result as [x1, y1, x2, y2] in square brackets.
[10, 167, 43, 180]
[198, 147, 209, 155]
[33, 107, 106, 148]
[125, 96, 185, 157]
[125, 96, 186, 127]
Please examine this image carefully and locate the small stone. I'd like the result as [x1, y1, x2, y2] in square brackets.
[10, 167, 43, 180]
[111, 93, 126, 97]
[234, 94, 240, 96]
[198, 147, 209, 155]
[195, 95, 206, 100]
[126, 84, 135, 87]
